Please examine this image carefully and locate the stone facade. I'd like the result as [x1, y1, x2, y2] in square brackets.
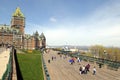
[0, 7, 46, 50]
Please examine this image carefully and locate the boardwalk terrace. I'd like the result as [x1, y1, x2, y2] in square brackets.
[0, 7, 46, 49]
[43, 50, 120, 80]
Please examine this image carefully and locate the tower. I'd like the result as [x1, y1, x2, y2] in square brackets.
[34, 31, 39, 49]
[11, 7, 25, 35]
[40, 32, 46, 48]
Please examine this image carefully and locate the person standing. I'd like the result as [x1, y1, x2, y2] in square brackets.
[93, 66, 96, 75]
[52, 56, 54, 61]
[82, 65, 85, 74]
[77, 57, 81, 64]
[86, 64, 90, 72]
[48, 59, 50, 63]
[79, 66, 82, 74]
[99, 63, 102, 68]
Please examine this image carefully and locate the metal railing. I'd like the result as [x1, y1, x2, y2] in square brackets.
[71, 53, 120, 70]
[41, 51, 50, 80]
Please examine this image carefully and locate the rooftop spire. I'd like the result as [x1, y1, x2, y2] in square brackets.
[12, 7, 24, 17]
[40, 32, 45, 38]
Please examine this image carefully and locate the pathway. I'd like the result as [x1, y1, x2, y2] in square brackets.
[0, 48, 10, 79]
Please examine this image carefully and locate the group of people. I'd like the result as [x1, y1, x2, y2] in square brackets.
[48, 56, 56, 63]
[69, 57, 96, 75]
[69, 57, 81, 64]
[52, 56, 56, 61]
[49, 53, 68, 63]
[69, 56, 97, 75]
[79, 64, 96, 75]
[79, 64, 90, 74]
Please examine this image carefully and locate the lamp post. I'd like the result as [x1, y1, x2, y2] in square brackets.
[26, 37, 29, 50]
[104, 50, 108, 59]
[2, 30, 4, 47]
[13, 40, 15, 47]
[27, 39, 28, 50]
[114, 52, 117, 62]
[103, 49, 108, 64]
[12, 30, 16, 48]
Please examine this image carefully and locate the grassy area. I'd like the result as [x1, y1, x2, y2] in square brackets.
[17, 50, 44, 80]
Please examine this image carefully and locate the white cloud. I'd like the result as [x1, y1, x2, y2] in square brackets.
[49, 17, 57, 22]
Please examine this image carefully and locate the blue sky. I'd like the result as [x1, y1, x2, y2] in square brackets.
[0, 0, 120, 47]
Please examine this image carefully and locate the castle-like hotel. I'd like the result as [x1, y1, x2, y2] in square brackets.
[0, 7, 46, 49]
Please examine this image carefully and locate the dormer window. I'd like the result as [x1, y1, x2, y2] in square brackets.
[16, 25, 20, 29]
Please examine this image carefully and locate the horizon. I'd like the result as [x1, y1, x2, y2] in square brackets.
[0, 0, 120, 47]
[47, 44, 120, 48]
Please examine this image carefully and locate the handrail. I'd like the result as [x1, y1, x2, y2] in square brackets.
[41, 51, 51, 80]
[71, 54, 120, 70]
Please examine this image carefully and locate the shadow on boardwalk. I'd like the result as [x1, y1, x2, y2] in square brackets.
[43, 50, 120, 80]
[14, 49, 23, 80]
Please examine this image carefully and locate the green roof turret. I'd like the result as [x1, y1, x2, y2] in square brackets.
[12, 7, 24, 17]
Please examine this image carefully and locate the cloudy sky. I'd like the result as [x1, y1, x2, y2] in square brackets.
[0, 0, 120, 47]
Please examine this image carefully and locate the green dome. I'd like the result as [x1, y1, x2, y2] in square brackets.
[12, 7, 24, 17]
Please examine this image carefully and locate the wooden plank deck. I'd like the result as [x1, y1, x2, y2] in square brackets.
[43, 50, 120, 80]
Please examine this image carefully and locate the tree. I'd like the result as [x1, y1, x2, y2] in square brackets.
[89, 45, 105, 58]
[89, 45, 120, 62]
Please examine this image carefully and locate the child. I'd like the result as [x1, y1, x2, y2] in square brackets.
[79, 66, 82, 74]
[93, 66, 96, 75]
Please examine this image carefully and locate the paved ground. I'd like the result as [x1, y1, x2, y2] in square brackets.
[0, 48, 10, 79]
[43, 50, 120, 80]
